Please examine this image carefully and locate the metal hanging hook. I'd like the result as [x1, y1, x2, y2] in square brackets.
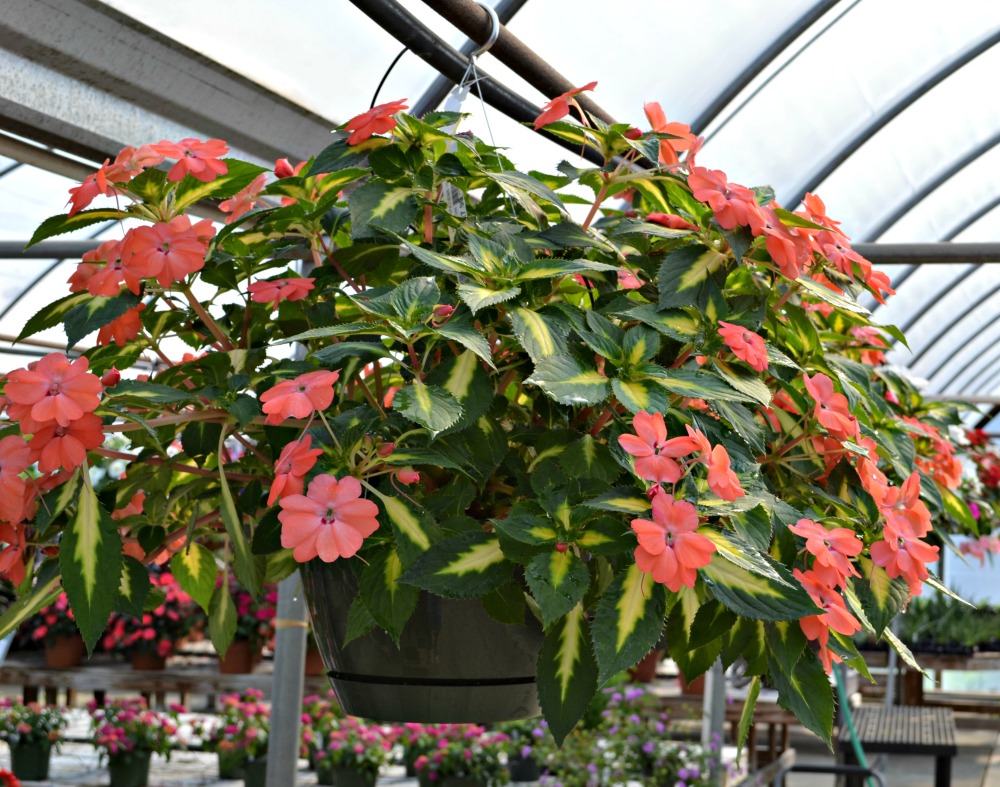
[469, 1, 500, 59]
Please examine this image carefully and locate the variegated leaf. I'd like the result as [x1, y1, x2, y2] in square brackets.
[526, 355, 612, 405]
[591, 564, 667, 683]
[208, 579, 238, 658]
[349, 181, 419, 240]
[768, 650, 834, 746]
[714, 359, 772, 406]
[359, 547, 419, 643]
[658, 244, 727, 309]
[0, 571, 60, 639]
[491, 503, 558, 545]
[525, 550, 591, 629]
[61, 479, 122, 653]
[766, 620, 808, 676]
[219, 458, 264, 597]
[737, 677, 761, 755]
[583, 489, 651, 514]
[645, 366, 754, 403]
[612, 378, 672, 414]
[537, 603, 599, 746]
[171, 542, 218, 613]
[389, 276, 440, 326]
[622, 325, 660, 367]
[515, 258, 619, 280]
[851, 556, 909, 636]
[394, 379, 464, 434]
[457, 282, 521, 314]
[372, 492, 437, 567]
[27, 209, 127, 249]
[433, 316, 496, 370]
[173, 160, 269, 211]
[398, 238, 484, 275]
[796, 275, 869, 314]
[115, 556, 151, 618]
[401, 532, 511, 598]
[509, 307, 567, 363]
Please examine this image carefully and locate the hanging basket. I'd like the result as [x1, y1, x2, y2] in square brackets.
[301, 559, 544, 723]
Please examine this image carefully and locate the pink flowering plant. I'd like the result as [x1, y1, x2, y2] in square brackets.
[197, 689, 269, 762]
[24, 591, 78, 647]
[88, 696, 180, 764]
[314, 717, 391, 777]
[101, 569, 195, 658]
[0, 86, 975, 746]
[412, 725, 510, 785]
[0, 699, 67, 748]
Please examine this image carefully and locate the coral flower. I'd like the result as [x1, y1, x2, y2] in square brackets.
[5, 353, 104, 427]
[533, 81, 597, 130]
[0, 436, 31, 522]
[79, 239, 126, 296]
[66, 160, 116, 217]
[219, 172, 267, 224]
[248, 277, 316, 310]
[707, 445, 745, 501]
[267, 435, 323, 506]
[0, 523, 27, 586]
[687, 167, 760, 230]
[802, 372, 858, 441]
[120, 216, 216, 290]
[97, 304, 145, 347]
[631, 495, 715, 592]
[618, 411, 699, 484]
[111, 492, 146, 520]
[152, 138, 229, 182]
[343, 99, 409, 145]
[642, 102, 696, 166]
[260, 370, 340, 425]
[28, 412, 105, 473]
[278, 474, 380, 562]
[870, 533, 939, 596]
[646, 212, 698, 231]
[793, 568, 860, 651]
[872, 471, 931, 540]
[717, 321, 768, 372]
[788, 518, 861, 588]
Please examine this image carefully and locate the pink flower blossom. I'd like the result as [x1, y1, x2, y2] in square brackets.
[631, 495, 715, 592]
[278, 474, 380, 562]
[259, 370, 340, 425]
[152, 138, 229, 182]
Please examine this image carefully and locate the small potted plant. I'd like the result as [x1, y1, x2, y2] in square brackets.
[198, 689, 270, 784]
[101, 569, 195, 669]
[496, 719, 552, 782]
[88, 696, 180, 787]
[300, 691, 344, 769]
[0, 699, 67, 781]
[413, 725, 511, 787]
[24, 591, 87, 668]
[215, 578, 277, 674]
[314, 717, 391, 787]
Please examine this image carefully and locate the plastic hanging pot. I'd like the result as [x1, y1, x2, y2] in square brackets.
[301, 558, 544, 723]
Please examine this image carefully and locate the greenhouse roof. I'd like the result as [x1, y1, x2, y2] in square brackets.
[2, 0, 1000, 424]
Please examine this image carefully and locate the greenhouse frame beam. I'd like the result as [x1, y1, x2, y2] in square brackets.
[348, 0, 608, 166]
[852, 243, 1000, 264]
[412, 0, 530, 117]
[0, 0, 336, 166]
[419, 0, 617, 125]
[783, 28, 1000, 208]
[905, 279, 1000, 368]
[689, 0, 841, 135]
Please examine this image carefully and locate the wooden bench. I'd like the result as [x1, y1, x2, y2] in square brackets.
[837, 706, 958, 787]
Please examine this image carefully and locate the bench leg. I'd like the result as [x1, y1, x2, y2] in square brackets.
[935, 755, 951, 787]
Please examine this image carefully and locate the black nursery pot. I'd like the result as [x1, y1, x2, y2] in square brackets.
[301, 559, 544, 723]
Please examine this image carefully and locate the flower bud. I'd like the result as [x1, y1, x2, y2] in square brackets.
[554, 542, 568, 553]
[622, 127, 643, 140]
[433, 304, 455, 319]
[101, 367, 121, 387]
[274, 158, 295, 178]
[395, 468, 420, 485]
[377, 441, 396, 457]
[646, 484, 663, 500]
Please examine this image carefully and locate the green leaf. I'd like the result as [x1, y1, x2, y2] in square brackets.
[15, 291, 88, 343]
[313, 341, 394, 367]
[171, 543, 218, 613]
[689, 599, 737, 648]
[766, 620, 808, 676]
[536, 603, 599, 746]
[115, 556, 151, 617]
[710, 399, 766, 453]
[850, 557, 909, 636]
[359, 547, 419, 644]
[737, 677, 761, 755]
[882, 626, 925, 675]
[62, 292, 141, 349]
[491, 505, 558, 545]
[622, 325, 660, 367]
[180, 421, 223, 466]
[577, 310, 625, 363]
[219, 453, 264, 597]
[26, 209, 125, 249]
[482, 581, 528, 625]
[208, 581, 238, 658]
[349, 181, 418, 240]
[940, 485, 977, 534]
[401, 532, 511, 598]
[456, 282, 521, 314]
[525, 550, 591, 629]
[60, 479, 122, 653]
[526, 355, 612, 405]
[658, 244, 727, 309]
[714, 360, 771, 406]
[173, 159, 269, 211]
[768, 651, 834, 745]
[434, 316, 497, 370]
[428, 349, 493, 433]
[646, 367, 756, 403]
[398, 238, 484, 276]
[393, 379, 464, 434]
[106, 380, 195, 405]
[796, 276, 869, 315]
[591, 564, 667, 683]
[486, 169, 569, 219]
[344, 594, 378, 647]
[509, 307, 568, 363]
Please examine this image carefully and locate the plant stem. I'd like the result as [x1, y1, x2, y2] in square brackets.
[91, 447, 261, 483]
[180, 285, 235, 350]
[103, 409, 230, 433]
